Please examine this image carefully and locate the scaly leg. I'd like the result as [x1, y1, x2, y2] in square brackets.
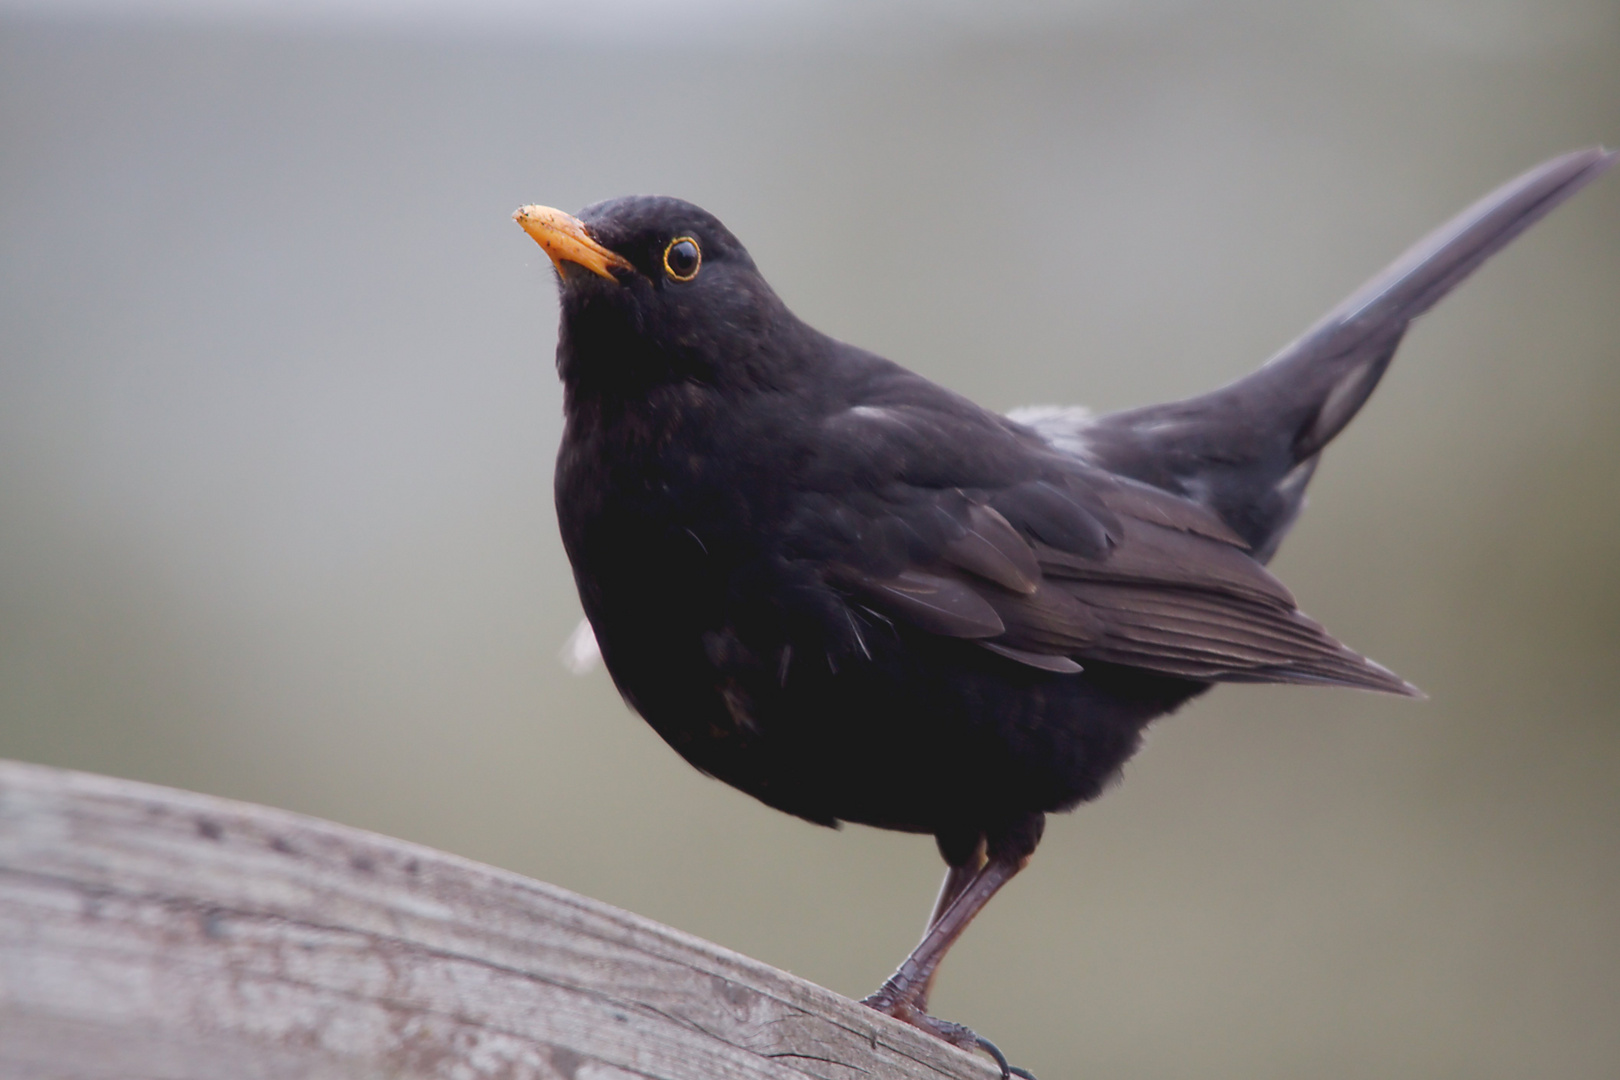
[911, 847, 986, 1015]
[861, 852, 1026, 1045]
[862, 816, 1045, 1078]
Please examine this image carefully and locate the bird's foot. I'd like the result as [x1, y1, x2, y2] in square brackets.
[861, 987, 1036, 1079]
[861, 984, 976, 1050]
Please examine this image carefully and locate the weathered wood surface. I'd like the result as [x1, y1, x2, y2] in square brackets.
[0, 759, 993, 1080]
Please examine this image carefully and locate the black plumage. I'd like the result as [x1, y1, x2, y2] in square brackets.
[515, 149, 1613, 1072]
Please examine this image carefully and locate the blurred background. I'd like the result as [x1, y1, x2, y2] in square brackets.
[2, 2, 1618, 1076]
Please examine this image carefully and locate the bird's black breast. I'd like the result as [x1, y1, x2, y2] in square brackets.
[554, 354, 1203, 833]
[555, 373, 849, 821]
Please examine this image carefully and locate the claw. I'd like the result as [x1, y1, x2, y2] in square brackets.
[975, 1034, 1013, 1078]
[974, 1033, 1038, 1080]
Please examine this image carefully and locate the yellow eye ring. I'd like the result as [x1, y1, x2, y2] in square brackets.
[663, 236, 702, 282]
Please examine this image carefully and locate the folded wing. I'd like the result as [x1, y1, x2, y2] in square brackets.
[793, 401, 1417, 694]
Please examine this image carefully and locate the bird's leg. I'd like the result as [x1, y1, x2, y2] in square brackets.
[862, 814, 1045, 1079]
[860, 851, 1026, 1047]
[910, 843, 987, 1016]
[927, 847, 987, 930]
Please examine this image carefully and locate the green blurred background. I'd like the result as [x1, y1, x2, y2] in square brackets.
[2, 3, 1617, 1077]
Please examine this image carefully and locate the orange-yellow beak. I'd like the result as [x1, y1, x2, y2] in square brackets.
[513, 205, 633, 282]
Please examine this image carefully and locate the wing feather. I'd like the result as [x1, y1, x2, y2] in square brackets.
[792, 391, 1417, 692]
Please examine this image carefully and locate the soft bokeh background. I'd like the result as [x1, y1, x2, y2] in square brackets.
[2, 2, 1618, 1076]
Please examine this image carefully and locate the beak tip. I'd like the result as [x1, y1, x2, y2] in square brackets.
[513, 203, 630, 282]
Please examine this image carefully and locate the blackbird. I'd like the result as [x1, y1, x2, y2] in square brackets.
[515, 148, 1613, 1074]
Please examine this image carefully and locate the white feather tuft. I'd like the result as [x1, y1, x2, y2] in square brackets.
[1006, 404, 1096, 459]
[560, 617, 602, 675]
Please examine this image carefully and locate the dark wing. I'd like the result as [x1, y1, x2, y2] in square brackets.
[787, 388, 1416, 695]
[1025, 491, 1412, 691]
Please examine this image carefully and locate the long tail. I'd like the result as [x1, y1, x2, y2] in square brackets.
[1073, 147, 1615, 562]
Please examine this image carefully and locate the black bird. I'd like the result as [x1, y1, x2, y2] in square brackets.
[515, 148, 1613, 1073]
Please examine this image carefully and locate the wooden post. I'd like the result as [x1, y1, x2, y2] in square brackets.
[0, 759, 994, 1079]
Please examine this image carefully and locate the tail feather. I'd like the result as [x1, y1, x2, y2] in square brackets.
[1066, 147, 1615, 561]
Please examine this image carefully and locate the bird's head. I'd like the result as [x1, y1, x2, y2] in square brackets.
[515, 196, 800, 397]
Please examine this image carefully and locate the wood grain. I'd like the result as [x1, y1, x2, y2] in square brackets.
[0, 759, 994, 1080]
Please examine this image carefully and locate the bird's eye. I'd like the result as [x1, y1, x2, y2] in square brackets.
[663, 237, 701, 282]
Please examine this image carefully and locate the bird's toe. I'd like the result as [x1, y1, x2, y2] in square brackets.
[861, 994, 1035, 1079]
